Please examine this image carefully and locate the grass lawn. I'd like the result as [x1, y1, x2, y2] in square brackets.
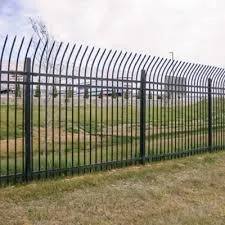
[1, 97, 225, 140]
[0, 151, 224, 225]
[0, 97, 225, 179]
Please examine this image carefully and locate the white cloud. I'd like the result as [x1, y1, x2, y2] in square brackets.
[3, 0, 225, 67]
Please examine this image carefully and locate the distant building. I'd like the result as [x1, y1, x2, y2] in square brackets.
[164, 76, 186, 98]
[76, 80, 131, 97]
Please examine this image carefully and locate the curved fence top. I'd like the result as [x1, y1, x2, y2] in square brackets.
[0, 35, 225, 88]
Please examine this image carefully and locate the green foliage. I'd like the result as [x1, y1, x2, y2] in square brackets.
[112, 89, 117, 99]
[98, 90, 103, 98]
[64, 97, 69, 103]
[52, 86, 58, 98]
[167, 92, 171, 99]
[136, 90, 141, 99]
[34, 85, 41, 97]
[124, 90, 129, 99]
[68, 87, 73, 98]
[0, 98, 224, 141]
[84, 87, 89, 99]
[65, 87, 73, 103]
[148, 92, 153, 99]
[157, 94, 162, 100]
[15, 84, 21, 97]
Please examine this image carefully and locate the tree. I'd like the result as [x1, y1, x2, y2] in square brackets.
[157, 94, 162, 100]
[136, 90, 141, 99]
[124, 90, 129, 99]
[29, 17, 61, 125]
[34, 85, 41, 97]
[98, 90, 103, 98]
[15, 84, 21, 97]
[65, 87, 72, 103]
[84, 87, 89, 99]
[29, 17, 56, 75]
[68, 87, 73, 98]
[112, 89, 117, 99]
[64, 95, 68, 103]
[52, 86, 58, 98]
[148, 92, 153, 99]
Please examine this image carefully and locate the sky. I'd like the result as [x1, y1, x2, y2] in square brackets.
[0, 0, 225, 67]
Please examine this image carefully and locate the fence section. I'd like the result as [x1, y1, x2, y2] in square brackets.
[0, 36, 225, 184]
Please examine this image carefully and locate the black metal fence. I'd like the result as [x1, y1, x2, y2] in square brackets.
[0, 36, 225, 185]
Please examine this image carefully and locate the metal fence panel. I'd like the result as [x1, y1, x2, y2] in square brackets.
[0, 36, 225, 185]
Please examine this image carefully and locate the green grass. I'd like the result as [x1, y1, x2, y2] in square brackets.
[0, 152, 225, 225]
[1, 129, 224, 176]
[1, 97, 225, 139]
[1, 97, 225, 178]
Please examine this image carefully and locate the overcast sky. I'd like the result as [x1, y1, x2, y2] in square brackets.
[0, 0, 225, 67]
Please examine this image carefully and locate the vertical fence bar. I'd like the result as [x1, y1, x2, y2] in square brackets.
[140, 69, 146, 164]
[24, 57, 32, 182]
[208, 78, 213, 152]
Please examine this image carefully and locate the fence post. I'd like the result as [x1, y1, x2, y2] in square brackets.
[140, 69, 146, 164]
[24, 57, 32, 182]
[208, 78, 213, 152]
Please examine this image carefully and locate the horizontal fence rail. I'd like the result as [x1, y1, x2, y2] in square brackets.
[0, 36, 225, 185]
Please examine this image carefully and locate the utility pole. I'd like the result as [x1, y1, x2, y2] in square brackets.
[169, 51, 174, 61]
[169, 51, 175, 75]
